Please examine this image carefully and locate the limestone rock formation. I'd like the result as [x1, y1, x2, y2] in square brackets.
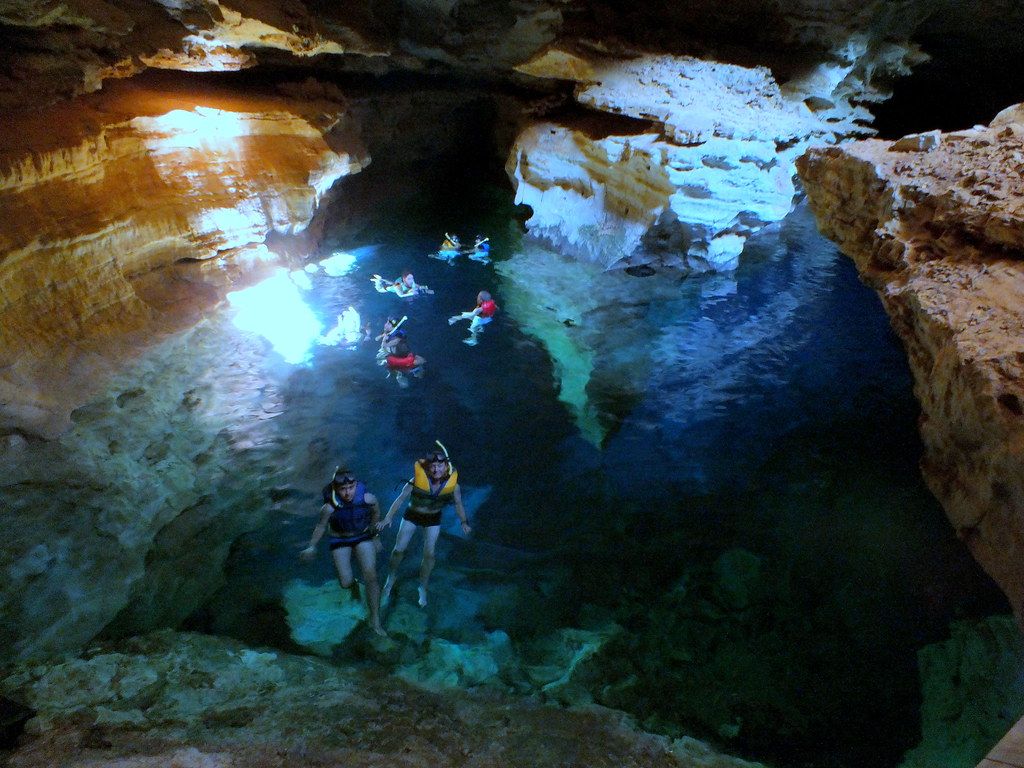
[0, 316, 298, 662]
[0, 75, 367, 438]
[507, 40, 922, 271]
[0, 629, 765, 768]
[0, 0, 567, 111]
[797, 107, 1024, 620]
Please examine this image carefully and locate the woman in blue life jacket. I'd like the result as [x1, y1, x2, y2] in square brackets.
[301, 468, 386, 637]
[378, 448, 470, 608]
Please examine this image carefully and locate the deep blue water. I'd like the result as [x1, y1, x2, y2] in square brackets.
[201, 184, 1005, 768]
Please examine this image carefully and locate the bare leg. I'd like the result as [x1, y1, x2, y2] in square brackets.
[354, 540, 386, 636]
[330, 546, 359, 601]
[382, 520, 418, 605]
[418, 525, 441, 607]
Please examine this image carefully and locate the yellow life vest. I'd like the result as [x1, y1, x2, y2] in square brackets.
[412, 461, 458, 494]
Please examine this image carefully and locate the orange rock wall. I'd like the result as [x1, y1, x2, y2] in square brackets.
[0, 78, 369, 437]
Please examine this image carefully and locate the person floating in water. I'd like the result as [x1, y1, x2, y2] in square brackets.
[300, 467, 386, 637]
[379, 444, 470, 607]
[448, 290, 498, 345]
[381, 333, 425, 387]
[468, 235, 491, 263]
[375, 316, 406, 357]
[371, 270, 433, 297]
[430, 233, 463, 264]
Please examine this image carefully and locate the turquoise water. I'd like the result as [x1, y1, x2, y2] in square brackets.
[195, 182, 1005, 768]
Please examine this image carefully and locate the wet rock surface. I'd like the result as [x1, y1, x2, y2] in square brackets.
[798, 106, 1024, 621]
[0, 630, 762, 768]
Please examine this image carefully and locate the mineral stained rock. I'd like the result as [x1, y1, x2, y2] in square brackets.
[0, 75, 367, 438]
[797, 105, 1024, 620]
[508, 42, 922, 271]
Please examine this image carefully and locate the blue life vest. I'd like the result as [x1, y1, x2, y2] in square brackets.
[323, 481, 372, 536]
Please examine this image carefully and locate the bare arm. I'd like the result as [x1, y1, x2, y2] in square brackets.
[452, 484, 471, 534]
[300, 505, 332, 559]
[365, 492, 381, 529]
[380, 484, 412, 529]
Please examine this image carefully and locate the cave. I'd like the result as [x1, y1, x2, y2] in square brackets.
[1, 2, 1024, 767]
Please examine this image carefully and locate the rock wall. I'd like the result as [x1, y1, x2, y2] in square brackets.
[0, 75, 368, 438]
[506, 38, 923, 271]
[797, 108, 1024, 620]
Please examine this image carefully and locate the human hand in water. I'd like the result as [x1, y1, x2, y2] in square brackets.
[460, 521, 472, 535]
[299, 546, 316, 561]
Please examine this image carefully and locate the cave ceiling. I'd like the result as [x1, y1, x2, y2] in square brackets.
[0, 0, 1011, 112]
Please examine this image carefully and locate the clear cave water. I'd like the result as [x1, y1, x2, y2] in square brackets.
[13, 170, 1007, 767]
[161, 172, 1008, 768]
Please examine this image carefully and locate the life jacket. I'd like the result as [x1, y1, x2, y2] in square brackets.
[478, 299, 497, 318]
[386, 353, 418, 369]
[442, 239, 458, 250]
[408, 461, 458, 517]
[323, 481, 372, 536]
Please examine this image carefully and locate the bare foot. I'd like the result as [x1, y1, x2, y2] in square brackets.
[417, 585, 428, 608]
[372, 623, 388, 638]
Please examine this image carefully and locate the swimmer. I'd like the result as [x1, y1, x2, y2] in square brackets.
[378, 444, 470, 607]
[371, 271, 433, 297]
[375, 316, 406, 356]
[300, 467, 386, 637]
[430, 233, 463, 264]
[448, 290, 498, 345]
[381, 335, 425, 387]
[468, 235, 491, 263]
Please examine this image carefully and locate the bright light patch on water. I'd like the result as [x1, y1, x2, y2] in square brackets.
[289, 270, 313, 290]
[227, 269, 322, 364]
[319, 251, 357, 277]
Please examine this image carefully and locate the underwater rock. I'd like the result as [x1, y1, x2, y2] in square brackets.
[282, 579, 367, 656]
[496, 242, 678, 445]
[711, 550, 762, 613]
[397, 631, 515, 689]
[901, 615, 1024, 768]
[522, 623, 624, 707]
[798, 110, 1024, 622]
[0, 630, 750, 767]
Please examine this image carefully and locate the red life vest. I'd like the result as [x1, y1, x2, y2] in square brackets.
[478, 299, 497, 318]
[386, 353, 418, 369]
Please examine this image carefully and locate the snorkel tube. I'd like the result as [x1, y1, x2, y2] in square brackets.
[434, 439, 450, 461]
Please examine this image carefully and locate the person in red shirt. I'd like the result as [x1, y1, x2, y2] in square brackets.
[448, 290, 498, 346]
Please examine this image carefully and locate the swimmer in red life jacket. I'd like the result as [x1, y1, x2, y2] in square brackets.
[300, 468, 386, 637]
[448, 290, 498, 345]
[381, 333, 425, 387]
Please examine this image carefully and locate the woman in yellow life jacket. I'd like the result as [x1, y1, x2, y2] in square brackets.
[378, 446, 470, 608]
